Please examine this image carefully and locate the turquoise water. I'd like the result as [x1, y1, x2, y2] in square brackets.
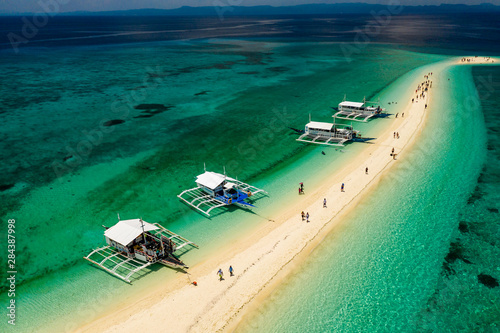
[415, 65, 500, 331]
[238, 64, 496, 331]
[0, 41, 445, 332]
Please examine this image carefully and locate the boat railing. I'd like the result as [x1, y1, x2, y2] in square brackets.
[84, 246, 155, 283]
[308, 130, 352, 140]
[152, 223, 199, 250]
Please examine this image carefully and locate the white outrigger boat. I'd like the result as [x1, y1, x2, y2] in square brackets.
[333, 97, 385, 122]
[178, 168, 267, 216]
[296, 117, 359, 146]
[84, 218, 198, 283]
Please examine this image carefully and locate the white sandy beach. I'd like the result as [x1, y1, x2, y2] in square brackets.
[76, 56, 498, 333]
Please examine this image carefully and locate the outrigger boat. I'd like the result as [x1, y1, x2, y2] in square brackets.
[333, 97, 385, 122]
[84, 217, 198, 283]
[296, 116, 360, 147]
[178, 168, 268, 216]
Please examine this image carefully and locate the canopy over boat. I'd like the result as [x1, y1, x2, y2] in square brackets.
[104, 219, 158, 246]
[338, 101, 364, 108]
[306, 121, 334, 131]
[224, 181, 237, 189]
[195, 171, 227, 190]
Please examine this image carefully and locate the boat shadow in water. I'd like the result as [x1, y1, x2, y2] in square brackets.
[203, 194, 269, 219]
[288, 127, 305, 134]
[377, 112, 392, 119]
[92, 259, 190, 284]
[235, 206, 276, 222]
[352, 137, 377, 144]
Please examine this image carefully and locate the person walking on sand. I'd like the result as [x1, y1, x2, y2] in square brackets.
[341, 183, 345, 192]
[301, 211, 305, 221]
[323, 198, 327, 208]
[229, 266, 234, 276]
[397, 132, 400, 139]
[402, 113, 404, 117]
[218, 268, 224, 281]
[365, 167, 368, 174]
[306, 212, 310, 222]
[393, 132, 396, 138]
[395, 113, 398, 118]
[392, 147, 395, 155]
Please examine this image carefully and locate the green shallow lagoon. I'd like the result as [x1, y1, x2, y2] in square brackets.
[0, 39, 470, 332]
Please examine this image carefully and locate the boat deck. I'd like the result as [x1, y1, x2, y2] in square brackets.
[84, 246, 153, 283]
[177, 187, 227, 216]
[150, 223, 199, 254]
[333, 111, 377, 122]
[296, 133, 350, 146]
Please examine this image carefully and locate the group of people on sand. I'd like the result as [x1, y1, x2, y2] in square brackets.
[301, 211, 310, 222]
[392, 72, 433, 161]
[298, 182, 305, 195]
[391, 147, 398, 160]
[412, 75, 432, 104]
[217, 266, 234, 281]
[298, 182, 344, 222]
[461, 56, 494, 63]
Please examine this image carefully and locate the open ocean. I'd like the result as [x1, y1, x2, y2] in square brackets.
[0, 13, 499, 332]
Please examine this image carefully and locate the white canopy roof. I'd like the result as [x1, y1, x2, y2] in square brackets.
[306, 121, 334, 131]
[196, 171, 227, 190]
[104, 219, 159, 246]
[339, 101, 364, 108]
[224, 182, 236, 189]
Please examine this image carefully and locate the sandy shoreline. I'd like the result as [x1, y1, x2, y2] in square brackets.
[77, 56, 498, 333]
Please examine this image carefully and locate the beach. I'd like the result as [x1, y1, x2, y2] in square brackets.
[74, 56, 497, 333]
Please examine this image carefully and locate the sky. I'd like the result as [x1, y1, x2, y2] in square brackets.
[1, 0, 499, 13]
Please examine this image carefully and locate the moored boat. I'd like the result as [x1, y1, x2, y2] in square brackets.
[296, 118, 360, 146]
[333, 97, 385, 122]
[178, 168, 268, 216]
[84, 217, 198, 282]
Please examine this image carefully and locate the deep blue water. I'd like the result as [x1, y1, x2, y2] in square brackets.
[1, 13, 500, 54]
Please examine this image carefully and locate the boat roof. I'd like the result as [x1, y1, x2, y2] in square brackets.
[306, 121, 334, 131]
[104, 219, 159, 246]
[224, 182, 236, 189]
[196, 171, 228, 190]
[339, 101, 364, 108]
